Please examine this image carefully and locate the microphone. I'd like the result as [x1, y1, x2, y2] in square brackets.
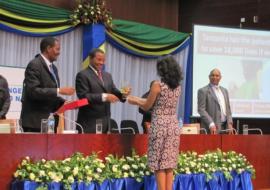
[57, 114, 84, 134]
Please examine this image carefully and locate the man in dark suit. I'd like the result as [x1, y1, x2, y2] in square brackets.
[0, 75, 10, 119]
[197, 68, 233, 134]
[138, 81, 154, 133]
[20, 37, 75, 132]
[75, 48, 129, 133]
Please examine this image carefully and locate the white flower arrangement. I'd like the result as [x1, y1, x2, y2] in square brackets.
[13, 149, 255, 190]
[174, 149, 255, 181]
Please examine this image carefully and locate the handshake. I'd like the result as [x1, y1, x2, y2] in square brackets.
[58, 85, 142, 106]
[105, 86, 144, 106]
[105, 86, 132, 103]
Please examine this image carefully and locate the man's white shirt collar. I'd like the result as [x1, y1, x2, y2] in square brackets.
[89, 65, 99, 76]
[210, 84, 220, 89]
[40, 53, 52, 69]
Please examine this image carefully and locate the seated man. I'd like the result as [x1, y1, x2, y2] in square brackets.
[0, 75, 10, 119]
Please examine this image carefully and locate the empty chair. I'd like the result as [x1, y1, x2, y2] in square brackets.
[199, 128, 208, 134]
[219, 128, 238, 135]
[120, 120, 139, 134]
[110, 119, 119, 133]
[244, 128, 263, 135]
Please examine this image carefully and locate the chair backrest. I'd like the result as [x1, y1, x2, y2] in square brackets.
[110, 119, 119, 133]
[220, 128, 238, 135]
[245, 128, 263, 135]
[120, 120, 139, 134]
[182, 123, 200, 134]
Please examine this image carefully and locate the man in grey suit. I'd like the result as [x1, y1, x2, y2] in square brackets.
[75, 48, 130, 133]
[197, 68, 233, 134]
[21, 37, 75, 132]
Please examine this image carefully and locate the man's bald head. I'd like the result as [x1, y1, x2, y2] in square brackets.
[209, 68, 222, 85]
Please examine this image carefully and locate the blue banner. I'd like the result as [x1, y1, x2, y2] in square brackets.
[83, 24, 105, 60]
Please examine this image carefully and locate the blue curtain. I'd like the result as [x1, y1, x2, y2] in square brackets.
[10, 180, 76, 190]
[11, 171, 253, 190]
[174, 174, 194, 190]
[183, 37, 193, 123]
[78, 181, 100, 190]
[108, 178, 126, 190]
[229, 171, 242, 190]
[216, 172, 229, 190]
[0, 23, 75, 37]
[208, 172, 221, 190]
[83, 24, 105, 60]
[11, 180, 38, 190]
[193, 174, 207, 190]
[240, 171, 253, 190]
[143, 175, 157, 190]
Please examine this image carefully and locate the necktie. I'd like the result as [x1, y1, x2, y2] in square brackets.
[49, 64, 58, 87]
[97, 70, 103, 82]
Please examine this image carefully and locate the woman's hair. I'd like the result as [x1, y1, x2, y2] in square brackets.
[156, 55, 183, 89]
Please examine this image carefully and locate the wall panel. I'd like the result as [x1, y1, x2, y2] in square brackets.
[179, 0, 270, 32]
[31, 0, 179, 30]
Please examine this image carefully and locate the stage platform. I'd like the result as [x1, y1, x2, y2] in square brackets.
[0, 134, 269, 189]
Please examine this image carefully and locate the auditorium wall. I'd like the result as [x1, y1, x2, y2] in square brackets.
[31, 0, 179, 31]
[179, 0, 270, 32]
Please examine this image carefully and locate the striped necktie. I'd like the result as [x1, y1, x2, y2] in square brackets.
[97, 70, 103, 82]
[49, 64, 58, 87]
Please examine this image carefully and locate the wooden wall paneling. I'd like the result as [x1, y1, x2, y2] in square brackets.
[129, 134, 148, 156]
[74, 134, 116, 159]
[180, 135, 221, 154]
[0, 134, 47, 190]
[47, 134, 76, 160]
[179, 0, 258, 33]
[74, 134, 106, 158]
[31, 0, 180, 31]
[107, 0, 179, 31]
[257, 0, 270, 30]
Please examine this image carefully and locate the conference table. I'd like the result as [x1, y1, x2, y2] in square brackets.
[0, 134, 269, 190]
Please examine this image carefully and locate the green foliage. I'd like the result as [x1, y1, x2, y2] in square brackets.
[70, 0, 113, 29]
[14, 149, 255, 189]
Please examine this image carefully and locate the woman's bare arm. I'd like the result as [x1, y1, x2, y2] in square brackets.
[128, 81, 161, 111]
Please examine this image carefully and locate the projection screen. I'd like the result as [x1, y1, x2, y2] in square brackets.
[192, 25, 270, 118]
